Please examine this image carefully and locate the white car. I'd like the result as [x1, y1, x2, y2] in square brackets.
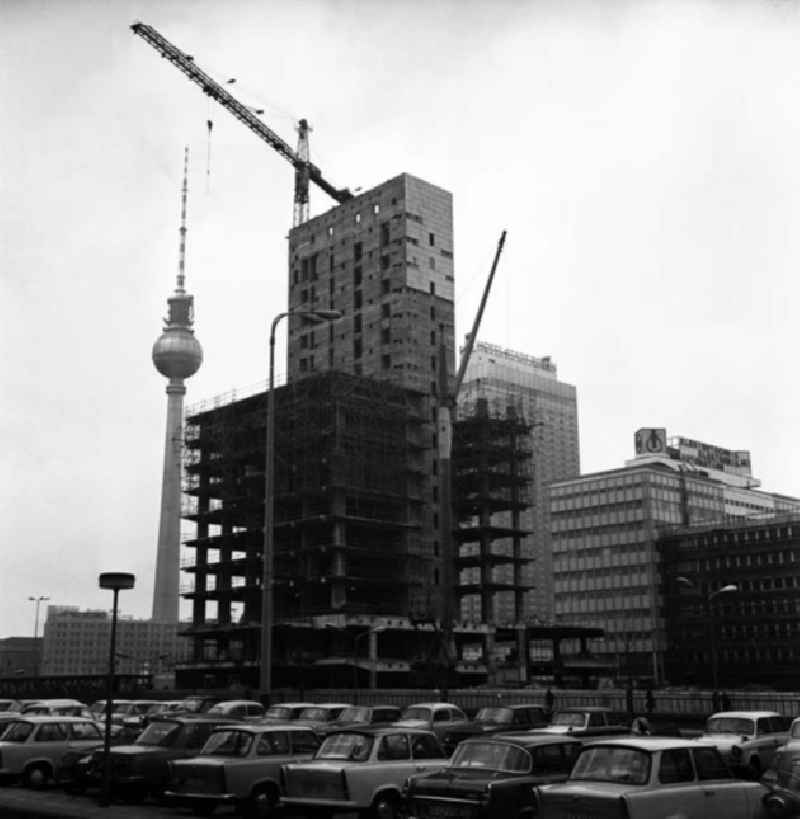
[699, 710, 790, 774]
[0, 715, 103, 787]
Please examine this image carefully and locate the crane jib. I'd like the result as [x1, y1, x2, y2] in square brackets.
[130, 21, 352, 207]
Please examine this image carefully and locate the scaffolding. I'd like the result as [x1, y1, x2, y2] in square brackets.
[453, 397, 533, 628]
[178, 371, 430, 688]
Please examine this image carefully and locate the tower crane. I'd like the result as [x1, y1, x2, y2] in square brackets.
[131, 22, 353, 225]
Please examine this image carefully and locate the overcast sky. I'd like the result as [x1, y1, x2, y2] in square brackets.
[4, 0, 800, 638]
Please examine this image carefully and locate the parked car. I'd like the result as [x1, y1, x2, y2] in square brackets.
[281, 727, 448, 819]
[699, 711, 790, 775]
[0, 715, 103, 788]
[140, 700, 185, 728]
[535, 706, 630, 739]
[394, 702, 469, 744]
[323, 705, 403, 734]
[762, 740, 800, 817]
[261, 702, 314, 723]
[440, 704, 549, 755]
[165, 723, 320, 816]
[74, 714, 241, 801]
[206, 700, 266, 722]
[21, 699, 90, 718]
[405, 734, 581, 819]
[294, 703, 350, 736]
[0, 700, 22, 713]
[111, 700, 161, 726]
[535, 737, 769, 819]
[89, 699, 132, 720]
[177, 695, 224, 715]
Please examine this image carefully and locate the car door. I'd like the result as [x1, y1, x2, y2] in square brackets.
[30, 721, 69, 770]
[374, 732, 416, 787]
[67, 720, 102, 754]
[410, 732, 446, 774]
[692, 745, 750, 819]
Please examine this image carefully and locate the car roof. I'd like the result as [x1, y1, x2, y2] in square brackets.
[583, 737, 719, 751]
[150, 714, 242, 724]
[268, 702, 314, 708]
[211, 700, 263, 707]
[26, 699, 85, 707]
[555, 706, 612, 713]
[303, 703, 350, 709]
[325, 726, 437, 737]
[405, 702, 460, 709]
[484, 733, 582, 748]
[708, 711, 781, 719]
[6, 715, 98, 724]
[210, 722, 313, 733]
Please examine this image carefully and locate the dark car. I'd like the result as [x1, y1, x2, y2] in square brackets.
[321, 704, 403, 735]
[535, 706, 630, 739]
[440, 704, 549, 755]
[74, 714, 240, 801]
[762, 744, 800, 817]
[404, 734, 582, 819]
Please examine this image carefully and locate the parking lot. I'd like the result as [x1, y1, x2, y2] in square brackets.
[0, 784, 180, 818]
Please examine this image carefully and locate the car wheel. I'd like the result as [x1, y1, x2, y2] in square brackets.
[23, 763, 51, 789]
[371, 792, 400, 819]
[246, 784, 278, 819]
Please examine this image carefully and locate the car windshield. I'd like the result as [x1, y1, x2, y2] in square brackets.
[298, 708, 330, 721]
[265, 706, 293, 720]
[201, 730, 253, 757]
[317, 733, 374, 761]
[0, 721, 34, 742]
[475, 708, 513, 724]
[706, 717, 755, 735]
[401, 707, 431, 721]
[551, 712, 585, 727]
[571, 747, 651, 785]
[451, 741, 531, 773]
[0, 702, 18, 713]
[207, 704, 233, 715]
[136, 721, 181, 746]
[336, 707, 369, 723]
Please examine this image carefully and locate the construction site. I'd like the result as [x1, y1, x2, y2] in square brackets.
[132, 22, 601, 692]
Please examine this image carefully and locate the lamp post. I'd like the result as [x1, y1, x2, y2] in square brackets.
[677, 576, 737, 692]
[259, 308, 341, 706]
[98, 572, 135, 806]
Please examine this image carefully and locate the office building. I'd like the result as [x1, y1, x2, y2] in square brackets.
[458, 343, 580, 623]
[550, 429, 800, 681]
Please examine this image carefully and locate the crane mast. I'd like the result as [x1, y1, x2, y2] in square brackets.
[131, 22, 353, 224]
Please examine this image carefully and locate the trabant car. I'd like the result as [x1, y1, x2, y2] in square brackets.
[405, 734, 581, 819]
[261, 702, 314, 723]
[294, 703, 350, 736]
[699, 711, 790, 775]
[281, 727, 449, 819]
[206, 699, 266, 722]
[535, 737, 770, 819]
[165, 723, 319, 817]
[440, 704, 549, 755]
[74, 714, 241, 801]
[323, 704, 403, 735]
[0, 715, 103, 787]
[535, 706, 630, 739]
[394, 702, 469, 744]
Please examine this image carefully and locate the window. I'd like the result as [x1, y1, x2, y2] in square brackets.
[291, 730, 319, 755]
[354, 212, 361, 224]
[373, 203, 380, 215]
[381, 328, 390, 345]
[382, 279, 390, 295]
[378, 733, 410, 761]
[354, 241, 363, 261]
[658, 748, 694, 783]
[257, 731, 290, 756]
[381, 223, 390, 246]
[429, 257, 435, 270]
[429, 232, 435, 246]
[429, 282, 436, 295]
[354, 290, 363, 309]
[381, 303, 391, 319]
[411, 734, 443, 759]
[382, 354, 391, 370]
[354, 314, 362, 333]
[35, 723, 66, 742]
[430, 330, 436, 345]
[354, 266, 362, 286]
[692, 746, 731, 780]
[354, 339, 362, 359]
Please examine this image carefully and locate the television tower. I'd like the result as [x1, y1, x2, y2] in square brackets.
[151, 147, 203, 622]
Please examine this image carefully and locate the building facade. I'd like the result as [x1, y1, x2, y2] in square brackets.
[550, 431, 800, 681]
[40, 607, 188, 676]
[0, 638, 41, 678]
[458, 343, 580, 623]
[660, 514, 800, 689]
[286, 173, 454, 616]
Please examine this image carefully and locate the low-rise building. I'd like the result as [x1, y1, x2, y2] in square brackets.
[40, 607, 189, 676]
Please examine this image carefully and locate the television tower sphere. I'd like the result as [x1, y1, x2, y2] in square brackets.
[152, 324, 203, 380]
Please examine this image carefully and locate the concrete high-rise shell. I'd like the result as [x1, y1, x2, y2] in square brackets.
[151, 148, 203, 622]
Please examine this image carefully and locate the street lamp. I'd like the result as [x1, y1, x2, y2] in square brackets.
[98, 572, 135, 806]
[27, 595, 49, 639]
[259, 308, 342, 706]
[677, 576, 737, 692]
